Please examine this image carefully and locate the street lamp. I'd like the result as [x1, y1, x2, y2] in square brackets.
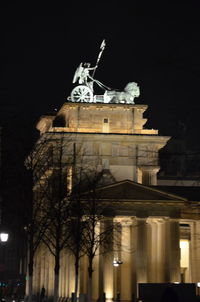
[0, 232, 8, 243]
[113, 259, 123, 301]
[0, 229, 9, 301]
[113, 259, 123, 267]
[196, 282, 200, 296]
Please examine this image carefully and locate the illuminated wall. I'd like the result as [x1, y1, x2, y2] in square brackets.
[180, 239, 190, 282]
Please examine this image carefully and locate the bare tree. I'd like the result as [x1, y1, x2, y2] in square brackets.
[66, 198, 85, 302]
[75, 185, 114, 302]
[23, 199, 49, 302]
[25, 137, 55, 302]
[36, 134, 74, 302]
[29, 132, 119, 302]
[42, 194, 71, 302]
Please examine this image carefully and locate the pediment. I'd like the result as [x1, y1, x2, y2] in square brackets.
[93, 180, 187, 202]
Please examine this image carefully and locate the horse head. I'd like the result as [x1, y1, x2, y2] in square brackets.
[124, 82, 140, 98]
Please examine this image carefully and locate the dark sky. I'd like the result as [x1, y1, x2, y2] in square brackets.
[1, 2, 200, 150]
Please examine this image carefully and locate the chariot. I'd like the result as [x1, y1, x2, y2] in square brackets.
[70, 84, 94, 103]
[69, 68, 110, 103]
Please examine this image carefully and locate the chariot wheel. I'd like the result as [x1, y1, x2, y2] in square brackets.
[70, 85, 93, 102]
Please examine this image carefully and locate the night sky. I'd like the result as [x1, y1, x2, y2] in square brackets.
[1, 2, 200, 151]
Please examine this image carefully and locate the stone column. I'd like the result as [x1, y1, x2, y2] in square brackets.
[131, 217, 138, 300]
[146, 217, 171, 283]
[146, 218, 157, 282]
[92, 223, 100, 300]
[139, 166, 160, 185]
[60, 250, 66, 297]
[33, 247, 41, 294]
[120, 219, 132, 301]
[169, 219, 181, 282]
[44, 250, 54, 297]
[113, 219, 122, 300]
[164, 218, 171, 282]
[156, 218, 169, 282]
[135, 218, 148, 284]
[98, 222, 104, 297]
[68, 254, 75, 297]
[103, 219, 114, 300]
[190, 221, 200, 282]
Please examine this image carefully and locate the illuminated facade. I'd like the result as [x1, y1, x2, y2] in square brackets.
[36, 102, 169, 186]
[29, 100, 200, 301]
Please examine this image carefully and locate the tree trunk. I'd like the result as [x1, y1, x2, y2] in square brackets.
[87, 277, 92, 302]
[28, 275, 33, 302]
[87, 260, 93, 302]
[54, 254, 60, 302]
[74, 258, 79, 302]
[54, 273, 59, 302]
[28, 249, 34, 302]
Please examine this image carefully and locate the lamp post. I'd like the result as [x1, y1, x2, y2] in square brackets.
[113, 259, 123, 301]
[197, 282, 200, 296]
[0, 229, 9, 301]
[113, 259, 123, 267]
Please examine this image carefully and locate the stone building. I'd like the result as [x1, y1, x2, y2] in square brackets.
[29, 91, 200, 301]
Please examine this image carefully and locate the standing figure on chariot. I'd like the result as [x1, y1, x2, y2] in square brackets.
[72, 62, 97, 91]
[70, 40, 107, 102]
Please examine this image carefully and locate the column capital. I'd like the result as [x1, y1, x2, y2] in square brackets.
[147, 217, 170, 225]
[139, 165, 160, 173]
[114, 217, 133, 226]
